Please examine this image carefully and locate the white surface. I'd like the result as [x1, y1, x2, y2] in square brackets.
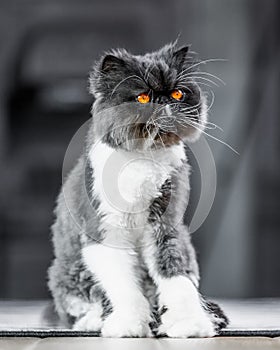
[0, 299, 279, 332]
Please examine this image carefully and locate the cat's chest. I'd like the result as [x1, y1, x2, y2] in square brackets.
[89, 141, 185, 227]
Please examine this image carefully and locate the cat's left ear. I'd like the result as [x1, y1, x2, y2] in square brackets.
[101, 55, 126, 73]
[172, 46, 190, 69]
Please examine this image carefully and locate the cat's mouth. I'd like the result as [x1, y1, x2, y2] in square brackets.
[130, 123, 182, 148]
[130, 121, 198, 148]
[153, 130, 181, 146]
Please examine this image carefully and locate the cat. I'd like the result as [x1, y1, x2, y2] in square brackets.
[48, 42, 228, 338]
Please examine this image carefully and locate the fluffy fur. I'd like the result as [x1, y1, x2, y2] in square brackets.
[48, 42, 228, 337]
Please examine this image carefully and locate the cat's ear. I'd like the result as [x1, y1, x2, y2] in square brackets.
[172, 46, 190, 68]
[101, 55, 126, 73]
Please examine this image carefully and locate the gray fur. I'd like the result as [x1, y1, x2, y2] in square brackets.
[48, 42, 228, 335]
[147, 161, 199, 279]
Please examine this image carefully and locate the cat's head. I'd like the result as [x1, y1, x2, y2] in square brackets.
[89, 42, 207, 151]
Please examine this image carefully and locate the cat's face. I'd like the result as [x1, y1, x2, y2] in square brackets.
[89, 43, 207, 151]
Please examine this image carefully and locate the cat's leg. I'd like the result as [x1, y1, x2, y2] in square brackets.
[48, 258, 103, 331]
[82, 243, 152, 337]
[142, 226, 219, 338]
[73, 282, 113, 331]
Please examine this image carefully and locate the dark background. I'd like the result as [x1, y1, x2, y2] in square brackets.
[0, 0, 279, 299]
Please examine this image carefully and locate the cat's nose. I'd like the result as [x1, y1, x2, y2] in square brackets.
[158, 105, 172, 117]
[154, 95, 169, 104]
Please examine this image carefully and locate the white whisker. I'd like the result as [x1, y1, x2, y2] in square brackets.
[180, 71, 226, 86]
[180, 76, 219, 87]
[182, 120, 239, 155]
[177, 58, 228, 77]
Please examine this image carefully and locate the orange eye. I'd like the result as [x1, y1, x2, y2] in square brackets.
[171, 89, 184, 101]
[137, 93, 150, 104]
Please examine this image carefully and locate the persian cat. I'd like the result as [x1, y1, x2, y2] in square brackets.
[48, 42, 228, 337]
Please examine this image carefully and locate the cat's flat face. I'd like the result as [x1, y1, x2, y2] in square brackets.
[89, 43, 207, 151]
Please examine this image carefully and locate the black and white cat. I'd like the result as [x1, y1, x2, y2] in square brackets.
[48, 42, 228, 338]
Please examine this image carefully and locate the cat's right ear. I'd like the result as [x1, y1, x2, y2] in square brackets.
[172, 46, 190, 69]
[101, 55, 126, 73]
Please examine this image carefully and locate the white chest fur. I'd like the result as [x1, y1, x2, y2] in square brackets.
[88, 141, 186, 242]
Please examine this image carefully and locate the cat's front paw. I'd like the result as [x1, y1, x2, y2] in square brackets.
[101, 311, 152, 337]
[73, 305, 103, 332]
[158, 308, 215, 338]
[65, 295, 91, 318]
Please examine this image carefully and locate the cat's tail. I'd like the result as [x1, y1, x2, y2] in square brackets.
[203, 299, 229, 332]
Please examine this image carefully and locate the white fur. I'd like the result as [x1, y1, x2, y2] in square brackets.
[65, 295, 91, 318]
[101, 307, 152, 337]
[89, 141, 186, 247]
[157, 276, 215, 338]
[89, 141, 185, 208]
[73, 302, 103, 331]
[141, 238, 212, 338]
[82, 244, 152, 337]
[85, 140, 212, 337]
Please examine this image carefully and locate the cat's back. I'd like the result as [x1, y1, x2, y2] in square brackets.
[51, 155, 96, 257]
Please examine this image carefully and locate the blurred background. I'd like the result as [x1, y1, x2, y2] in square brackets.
[0, 0, 279, 300]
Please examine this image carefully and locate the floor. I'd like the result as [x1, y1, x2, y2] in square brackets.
[1, 336, 280, 350]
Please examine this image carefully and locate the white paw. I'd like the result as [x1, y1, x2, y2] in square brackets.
[101, 310, 152, 338]
[73, 304, 103, 331]
[159, 308, 215, 338]
[157, 276, 216, 338]
[66, 295, 91, 318]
